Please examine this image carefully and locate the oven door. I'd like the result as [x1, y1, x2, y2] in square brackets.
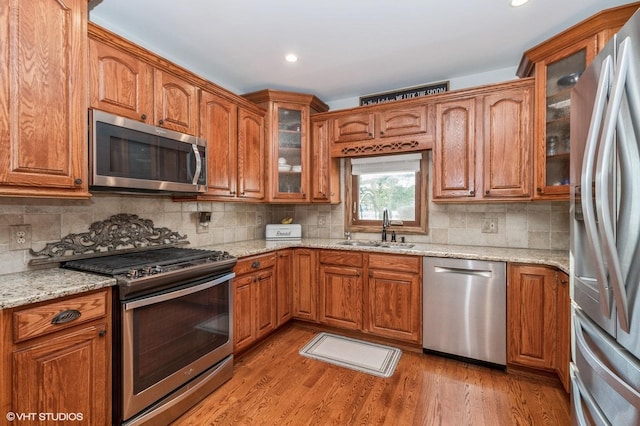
[121, 272, 233, 421]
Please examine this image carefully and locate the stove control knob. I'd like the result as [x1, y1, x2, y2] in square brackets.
[126, 269, 139, 279]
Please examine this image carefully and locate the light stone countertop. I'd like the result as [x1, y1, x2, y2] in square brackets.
[1, 239, 568, 310]
[0, 268, 116, 310]
[207, 238, 570, 273]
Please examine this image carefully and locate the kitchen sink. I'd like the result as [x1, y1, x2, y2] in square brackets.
[337, 240, 414, 249]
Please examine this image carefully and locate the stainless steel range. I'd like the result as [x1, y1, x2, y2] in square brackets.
[64, 247, 236, 426]
[30, 215, 237, 426]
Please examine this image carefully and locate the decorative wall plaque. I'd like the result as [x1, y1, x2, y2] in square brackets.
[359, 81, 449, 106]
[29, 214, 188, 260]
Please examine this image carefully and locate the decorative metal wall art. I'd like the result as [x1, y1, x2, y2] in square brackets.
[30, 214, 188, 259]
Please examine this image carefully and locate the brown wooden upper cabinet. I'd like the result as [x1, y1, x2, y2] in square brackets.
[517, 1, 640, 200]
[432, 79, 534, 202]
[200, 90, 266, 201]
[89, 34, 198, 136]
[310, 117, 341, 204]
[243, 90, 329, 203]
[328, 103, 434, 157]
[0, 0, 89, 198]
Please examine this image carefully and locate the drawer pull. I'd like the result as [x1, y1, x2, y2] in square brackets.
[51, 309, 81, 325]
[251, 261, 261, 269]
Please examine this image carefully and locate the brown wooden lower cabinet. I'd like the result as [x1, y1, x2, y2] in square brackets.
[507, 263, 570, 391]
[318, 250, 364, 330]
[366, 253, 421, 344]
[276, 249, 294, 326]
[315, 250, 422, 344]
[233, 253, 277, 353]
[292, 248, 318, 321]
[1, 289, 112, 425]
[556, 270, 571, 392]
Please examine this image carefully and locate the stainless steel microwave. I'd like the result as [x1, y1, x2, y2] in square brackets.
[89, 110, 207, 194]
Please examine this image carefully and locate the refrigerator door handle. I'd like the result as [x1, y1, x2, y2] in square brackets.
[596, 37, 631, 332]
[581, 54, 614, 319]
[575, 309, 640, 406]
[571, 367, 610, 426]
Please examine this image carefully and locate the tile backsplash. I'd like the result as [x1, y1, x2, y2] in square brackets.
[0, 191, 569, 275]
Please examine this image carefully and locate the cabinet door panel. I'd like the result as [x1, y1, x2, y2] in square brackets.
[238, 107, 265, 200]
[89, 39, 153, 123]
[483, 87, 532, 198]
[276, 250, 293, 326]
[13, 324, 109, 425]
[433, 98, 476, 199]
[233, 275, 255, 351]
[508, 265, 557, 370]
[154, 69, 198, 135]
[332, 113, 375, 143]
[293, 249, 317, 321]
[311, 118, 340, 203]
[378, 106, 428, 138]
[200, 91, 238, 197]
[0, 0, 87, 195]
[366, 269, 420, 343]
[255, 269, 276, 338]
[318, 265, 362, 330]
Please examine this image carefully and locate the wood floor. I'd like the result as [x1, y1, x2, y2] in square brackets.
[172, 323, 571, 426]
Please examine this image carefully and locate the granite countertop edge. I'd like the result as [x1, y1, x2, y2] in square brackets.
[1, 239, 569, 310]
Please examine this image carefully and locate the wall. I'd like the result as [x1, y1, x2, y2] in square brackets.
[0, 176, 569, 276]
[327, 66, 519, 110]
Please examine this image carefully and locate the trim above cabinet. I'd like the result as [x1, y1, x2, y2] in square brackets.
[517, 1, 640, 77]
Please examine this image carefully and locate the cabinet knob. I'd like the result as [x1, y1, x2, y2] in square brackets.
[240, 191, 245, 196]
[380, 131, 385, 136]
[74, 178, 83, 185]
[561, 279, 569, 286]
[141, 114, 147, 120]
[158, 119, 164, 125]
[368, 132, 373, 137]
[230, 191, 236, 195]
[251, 261, 261, 269]
[99, 330, 107, 337]
[537, 187, 542, 193]
[469, 190, 475, 196]
[485, 190, 490, 195]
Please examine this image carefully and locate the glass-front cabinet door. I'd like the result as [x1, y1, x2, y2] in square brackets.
[534, 38, 596, 199]
[272, 102, 309, 201]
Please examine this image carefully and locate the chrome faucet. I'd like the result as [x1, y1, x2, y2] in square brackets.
[382, 208, 390, 241]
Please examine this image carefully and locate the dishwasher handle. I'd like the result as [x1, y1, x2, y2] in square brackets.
[433, 266, 492, 278]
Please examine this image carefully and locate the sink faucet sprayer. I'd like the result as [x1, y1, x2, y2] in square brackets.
[382, 208, 390, 242]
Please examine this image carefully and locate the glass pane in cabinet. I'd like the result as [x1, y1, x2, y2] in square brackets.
[277, 108, 302, 193]
[545, 49, 586, 187]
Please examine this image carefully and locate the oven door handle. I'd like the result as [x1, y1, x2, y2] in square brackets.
[124, 272, 234, 310]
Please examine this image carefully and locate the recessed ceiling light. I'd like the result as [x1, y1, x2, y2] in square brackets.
[510, 0, 529, 6]
[285, 54, 298, 63]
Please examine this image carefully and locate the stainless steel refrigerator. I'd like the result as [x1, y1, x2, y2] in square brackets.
[570, 8, 640, 425]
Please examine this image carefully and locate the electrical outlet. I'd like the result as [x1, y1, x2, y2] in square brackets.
[257, 214, 263, 226]
[481, 218, 498, 234]
[318, 215, 326, 226]
[10, 224, 32, 250]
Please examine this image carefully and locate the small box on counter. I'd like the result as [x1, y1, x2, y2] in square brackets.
[265, 224, 302, 241]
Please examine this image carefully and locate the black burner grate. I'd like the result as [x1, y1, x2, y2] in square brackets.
[63, 248, 227, 275]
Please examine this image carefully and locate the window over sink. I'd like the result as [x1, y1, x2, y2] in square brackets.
[345, 152, 428, 235]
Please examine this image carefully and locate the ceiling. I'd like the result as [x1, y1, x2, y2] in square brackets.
[88, 0, 635, 106]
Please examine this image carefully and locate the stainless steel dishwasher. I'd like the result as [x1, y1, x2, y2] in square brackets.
[422, 257, 506, 366]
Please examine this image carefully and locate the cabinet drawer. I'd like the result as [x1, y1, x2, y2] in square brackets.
[13, 290, 108, 343]
[368, 253, 421, 273]
[319, 250, 363, 267]
[235, 253, 277, 275]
